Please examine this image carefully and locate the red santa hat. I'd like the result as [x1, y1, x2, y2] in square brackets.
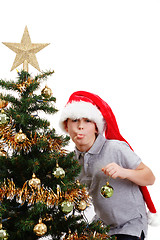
[59, 90, 159, 226]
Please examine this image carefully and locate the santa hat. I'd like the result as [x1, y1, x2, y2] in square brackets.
[60, 90, 159, 226]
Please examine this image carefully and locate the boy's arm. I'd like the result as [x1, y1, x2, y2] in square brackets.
[102, 162, 155, 186]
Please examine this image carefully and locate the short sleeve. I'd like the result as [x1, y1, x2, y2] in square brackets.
[114, 141, 142, 170]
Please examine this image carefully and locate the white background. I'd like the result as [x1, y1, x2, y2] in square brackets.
[0, 1, 160, 239]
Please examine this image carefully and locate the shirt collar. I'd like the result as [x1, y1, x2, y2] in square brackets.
[74, 148, 83, 159]
[88, 134, 106, 155]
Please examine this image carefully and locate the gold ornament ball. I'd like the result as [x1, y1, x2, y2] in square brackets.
[14, 129, 27, 143]
[75, 179, 80, 186]
[0, 99, 8, 109]
[29, 173, 41, 189]
[33, 218, 47, 237]
[53, 164, 65, 179]
[61, 200, 74, 214]
[41, 85, 52, 98]
[101, 182, 114, 198]
[0, 147, 7, 157]
[77, 200, 87, 211]
[0, 229, 9, 240]
[0, 110, 9, 127]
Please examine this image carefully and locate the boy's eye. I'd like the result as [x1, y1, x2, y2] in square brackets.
[85, 119, 91, 122]
[71, 118, 92, 123]
[72, 119, 78, 122]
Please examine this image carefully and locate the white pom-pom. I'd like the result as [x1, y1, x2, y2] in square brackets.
[148, 211, 160, 226]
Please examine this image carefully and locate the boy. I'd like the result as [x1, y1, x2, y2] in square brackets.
[59, 91, 158, 240]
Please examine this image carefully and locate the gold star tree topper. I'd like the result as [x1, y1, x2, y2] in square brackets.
[2, 26, 50, 72]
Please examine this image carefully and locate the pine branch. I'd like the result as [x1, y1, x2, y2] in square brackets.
[0, 79, 19, 92]
[34, 70, 54, 82]
[1, 94, 20, 105]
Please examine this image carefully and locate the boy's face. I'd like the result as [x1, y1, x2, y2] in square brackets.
[65, 118, 98, 152]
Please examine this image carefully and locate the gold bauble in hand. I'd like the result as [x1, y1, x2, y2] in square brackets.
[101, 182, 114, 198]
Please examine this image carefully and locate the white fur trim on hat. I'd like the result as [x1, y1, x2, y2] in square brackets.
[59, 101, 106, 134]
[148, 211, 160, 226]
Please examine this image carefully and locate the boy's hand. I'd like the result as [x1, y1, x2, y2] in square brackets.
[102, 162, 155, 186]
[102, 163, 126, 179]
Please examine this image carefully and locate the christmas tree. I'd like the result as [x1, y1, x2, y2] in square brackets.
[0, 26, 115, 240]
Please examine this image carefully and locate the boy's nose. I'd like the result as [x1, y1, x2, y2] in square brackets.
[78, 120, 84, 129]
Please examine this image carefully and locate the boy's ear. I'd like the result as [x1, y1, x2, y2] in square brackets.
[95, 124, 98, 134]
[64, 120, 68, 132]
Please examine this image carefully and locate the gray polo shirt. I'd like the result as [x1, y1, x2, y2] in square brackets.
[75, 134, 148, 237]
